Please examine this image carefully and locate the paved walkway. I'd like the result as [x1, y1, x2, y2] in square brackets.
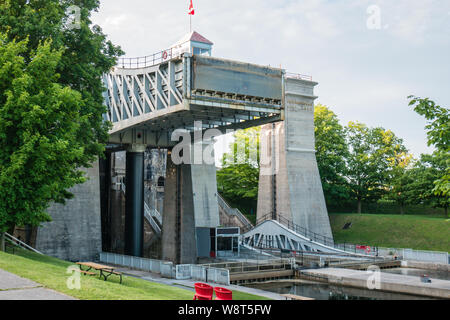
[0, 269, 75, 300]
[0, 265, 284, 300]
[113, 266, 286, 300]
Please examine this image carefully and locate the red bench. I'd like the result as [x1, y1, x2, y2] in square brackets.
[193, 283, 213, 300]
[214, 287, 233, 300]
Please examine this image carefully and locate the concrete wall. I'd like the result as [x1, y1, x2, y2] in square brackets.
[218, 207, 247, 229]
[35, 161, 102, 261]
[162, 143, 220, 264]
[257, 77, 333, 239]
[161, 157, 197, 264]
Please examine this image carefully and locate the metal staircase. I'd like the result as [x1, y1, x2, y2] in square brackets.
[217, 194, 253, 231]
[121, 182, 162, 236]
[242, 214, 377, 257]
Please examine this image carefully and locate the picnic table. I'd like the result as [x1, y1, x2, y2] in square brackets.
[76, 262, 123, 284]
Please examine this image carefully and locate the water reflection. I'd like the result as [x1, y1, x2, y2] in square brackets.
[382, 268, 450, 281]
[246, 281, 433, 300]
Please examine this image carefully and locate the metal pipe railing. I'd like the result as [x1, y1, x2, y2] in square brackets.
[118, 41, 191, 69]
[285, 72, 313, 81]
[4, 233, 43, 254]
[253, 213, 378, 256]
[217, 194, 253, 230]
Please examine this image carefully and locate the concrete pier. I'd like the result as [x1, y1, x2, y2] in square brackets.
[257, 77, 333, 238]
[162, 143, 220, 264]
[35, 161, 102, 261]
[300, 267, 450, 299]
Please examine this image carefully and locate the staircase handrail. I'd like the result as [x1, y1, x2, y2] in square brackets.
[121, 181, 161, 234]
[217, 194, 253, 230]
[253, 214, 376, 255]
[4, 232, 43, 254]
[144, 201, 162, 226]
[144, 204, 161, 235]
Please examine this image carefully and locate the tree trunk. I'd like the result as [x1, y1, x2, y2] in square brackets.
[357, 199, 362, 214]
[0, 232, 5, 252]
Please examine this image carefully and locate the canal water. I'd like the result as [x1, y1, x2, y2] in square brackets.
[245, 267, 450, 300]
[246, 281, 434, 300]
[382, 267, 450, 281]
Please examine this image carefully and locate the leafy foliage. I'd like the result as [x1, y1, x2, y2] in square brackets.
[408, 96, 449, 152]
[345, 121, 409, 213]
[0, 1, 122, 231]
[0, 35, 85, 230]
[408, 96, 449, 197]
[314, 105, 349, 205]
[404, 153, 449, 216]
[217, 128, 260, 215]
[0, 0, 123, 167]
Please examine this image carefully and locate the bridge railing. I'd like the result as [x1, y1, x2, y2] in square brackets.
[285, 72, 313, 81]
[117, 40, 191, 69]
[252, 214, 378, 256]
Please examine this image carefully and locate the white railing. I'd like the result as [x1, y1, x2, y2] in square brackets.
[117, 40, 191, 69]
[177, 264, 230, 285]
[376, 247, 449, 264]
[145, 201, 162, 225]
[100, 252, 173, 277]
[285, 72, 313, 81]
[100, 252, 230, 285]
[121, 181, 162, 235]
[144, 202, 161, 235]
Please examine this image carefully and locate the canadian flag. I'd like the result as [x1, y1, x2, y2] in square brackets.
[188, 0, 195, 15]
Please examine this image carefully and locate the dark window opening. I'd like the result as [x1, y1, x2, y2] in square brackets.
[217, 237, 232, 251]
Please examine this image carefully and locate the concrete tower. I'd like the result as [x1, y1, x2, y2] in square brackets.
[257, 76, 333, 239]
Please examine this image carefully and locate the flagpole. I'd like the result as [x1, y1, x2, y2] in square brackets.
[188, 0, 194, 33]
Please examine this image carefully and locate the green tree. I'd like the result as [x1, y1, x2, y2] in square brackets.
[0, 0, 123, 167]
[217, 127, 260, 216]
[345, 121, 409, 213]
[385, 153, 414, 214]
[0, 1, 122, 247]
[405, 153, 450, 217]
[0, 35, 85, 238]
[408, 96, 449, 197]
[314, 104, 350, 206]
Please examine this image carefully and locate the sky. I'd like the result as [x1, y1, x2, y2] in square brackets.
[91, 0, 450, 161]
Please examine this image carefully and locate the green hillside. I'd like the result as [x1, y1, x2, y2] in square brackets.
[329, 213, 450, 252]
[0, 249, 269, 300]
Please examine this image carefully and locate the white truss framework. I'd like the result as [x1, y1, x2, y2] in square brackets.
[242, 220, 375, 257]
[103, 54, 285, 145]
[103, 60, 184, 124]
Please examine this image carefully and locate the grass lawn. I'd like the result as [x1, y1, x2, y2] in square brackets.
[0, 249, 270, 300]
[329, 213, 450, 252]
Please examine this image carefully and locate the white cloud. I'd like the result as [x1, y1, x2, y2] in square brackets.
[102, 14, 128, 29]
[92, 0, 450, 157]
